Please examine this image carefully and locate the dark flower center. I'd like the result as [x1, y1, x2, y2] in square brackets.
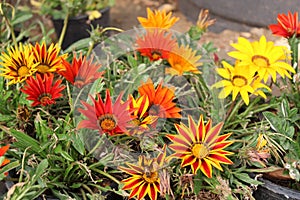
[38, 93, 53, 105]
[18, 66, 30, 77]
[37, 64, 50, 73]
[252, 55, 270, 68]
[232, 75, 247, 87]
[192, 143, 209, 159]
[98, 114, 117, 131]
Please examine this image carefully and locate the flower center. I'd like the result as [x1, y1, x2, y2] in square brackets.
[18, 66, 30, 77]
[38, 93, 53, 105]
[37, 64, 50, 73]
[149, 104, 164, 117]
[252, 55, 270, 68]
[232, 75, 247, 87]
[192, 143, 209, 159]
[142, 171, 159, 183]
[151, 50, 162, 60]
[98, 114, 117, 131]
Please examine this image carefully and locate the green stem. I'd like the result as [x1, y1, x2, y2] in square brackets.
[289, 36, 299, 75]
[1, 8, 17, 46]
[225, 98, 244, 126]
[58, 13, 69, 48]
[91, 168, 120, 184]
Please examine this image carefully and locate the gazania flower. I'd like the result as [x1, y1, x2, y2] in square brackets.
[119, 146, 167, 200]
[167, 115, 233, 178]
[138, 79, 181, 118]
[31, 42, 67, 73]
[269, 11, 300, 38]
[167, 44, 202, 75]
[136, 30, 176, 61]
[59, 53, 104, 88]
[77, 90, 133, 135]
[138, 7, 179, 29]
[251, 76, 271, 99]
[212, 61, 256, 105]
[0, 145, 10, 176]
[228, 36, 295, 83]
[128, 95, 158, 135]
[0, 43, 38, 84]
[21, 73, 65, 107]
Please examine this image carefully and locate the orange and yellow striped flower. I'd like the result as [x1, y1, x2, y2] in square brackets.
[138, 7, 179, 29]
[167, 115, 233, 178]
[31, 42, 67, 73]
[77, 90, 134, 135]
[128, 95, 158, 135]
[119, 146, 167, 200]
[138, 79, 181, 119]
[21, 73, 65, 107]
[0, 43, 38, 84]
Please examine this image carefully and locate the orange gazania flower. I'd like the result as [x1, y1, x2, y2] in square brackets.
[128, 94, 158, 135]
[119, 146, 167, 200]
[138, 7, 179, 29]
[0, 43, 38, 84]
[31, 42, 67, 73]
[269, 11, 300, 38]
[77, 90, 133, 135]
[21, 73, 65, 107]
[0, 145, 11, 176]
[167, 115, 233, 178]
[167, 44, 202, 75]
[59, 54, 104, 88]
[138, 79, 181, 119]
[136, 30, 176, 61]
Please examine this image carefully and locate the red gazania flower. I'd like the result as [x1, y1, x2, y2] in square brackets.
[138, 79, 181, 119]
[59, 53, 104, 88]
[31, 42, 68, 73]
[128, 94, 158, 135]
[118, 146, 167, 200]
[77, 90, 134, 135]
[0, 145, 10, 176]
[167, 115, 233, 178]
[136, 30, 176, 61]
[21, 73, 65, 107]
[269, 11, 300, 38]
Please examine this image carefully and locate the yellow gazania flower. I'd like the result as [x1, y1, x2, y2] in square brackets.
[228, 35, 295, 83]
[167, 115, 233, 177]
[251, 76, 271, 99]
[166, 44, 202, 75]
[138, 7, 179, 29]
[212, 61, 255, 105]
[0, 43, 38, 85]
[119, 146, 167, 200]
[31, 42, 67, 73]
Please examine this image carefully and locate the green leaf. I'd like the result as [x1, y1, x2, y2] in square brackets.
[0, 160, 19, 176]
[31, 159, 48, 183]
[234, 173, 262, 185]
[71, 133, 85, 156]
[193, 170, 202, 194]
[263, 111, 281, 132]
[12, 13, 33, 25]
[1, 127, 46, 157]
[64, 38, 92, 53]
[60, 151, 75, 162]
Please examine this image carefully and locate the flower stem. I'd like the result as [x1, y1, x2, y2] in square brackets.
[289, 35, 299, 75]
[91, 168, 120, 184]
[58, 13, 69, 48]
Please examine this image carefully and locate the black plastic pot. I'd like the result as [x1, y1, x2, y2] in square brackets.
[253, 177, 300, 200]
[52, 7, 110, 49]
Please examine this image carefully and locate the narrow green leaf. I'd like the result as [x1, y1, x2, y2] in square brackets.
[234, 173, 262, 185]
[71, 133, 85, 156]
[32, 159, 48, 183]
[12, 13, 33, 25]
[60, 151, 75, 162]
[0, 160, 19, 175]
